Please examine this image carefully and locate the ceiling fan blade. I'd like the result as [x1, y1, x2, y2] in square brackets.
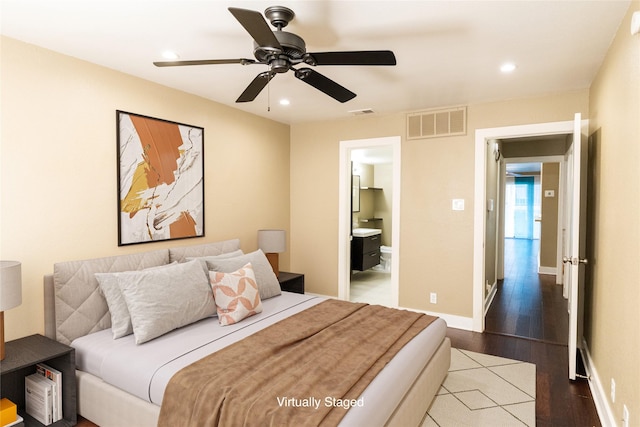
[236, 71, 274, 103]
[153, 58, 256, 67]
[228, 7, 282, 51]
[304, 50, 396, 66]
[294, 68, 356, 103]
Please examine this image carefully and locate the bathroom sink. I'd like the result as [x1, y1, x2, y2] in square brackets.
[352, 228, 382, 237]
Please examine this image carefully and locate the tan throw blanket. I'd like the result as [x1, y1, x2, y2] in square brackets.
[158, 299, 437, 427]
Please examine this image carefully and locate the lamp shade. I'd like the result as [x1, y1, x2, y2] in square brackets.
[0, 261, 22, 311]
[257, 229, 286, 253]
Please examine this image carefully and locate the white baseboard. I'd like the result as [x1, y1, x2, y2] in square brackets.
[538, 266, 557, 275]
[581, 338, 616, 427]
[307, 292, 475, 331]
[402, 308, 474, 331]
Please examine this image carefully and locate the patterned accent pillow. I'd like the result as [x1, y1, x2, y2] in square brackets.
[210, 263, 263, 326]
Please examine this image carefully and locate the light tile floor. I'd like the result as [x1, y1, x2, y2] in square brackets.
[349, 269, 392, 306]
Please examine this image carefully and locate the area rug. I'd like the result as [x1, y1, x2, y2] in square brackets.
[423, 348, 536, 426]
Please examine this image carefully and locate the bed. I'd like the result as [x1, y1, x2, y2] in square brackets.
[43, 239, 450, 426]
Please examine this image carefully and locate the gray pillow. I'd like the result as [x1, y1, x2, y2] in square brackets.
[116, 259, 216, 344]
[95, 262, 177, 339]
[204, 250, 281, 300]
[185, 249, 244, 263]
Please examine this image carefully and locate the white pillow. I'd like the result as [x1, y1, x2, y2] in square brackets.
[205, 250, 281, 300]
[116, 259, 216, 344]
[96, 262, 177, 339]
[210, 263, 263, 326]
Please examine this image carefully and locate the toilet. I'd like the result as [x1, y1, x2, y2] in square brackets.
[380, 246, 392, 272]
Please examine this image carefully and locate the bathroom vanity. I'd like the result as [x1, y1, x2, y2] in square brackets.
[351, 228, 381, 271]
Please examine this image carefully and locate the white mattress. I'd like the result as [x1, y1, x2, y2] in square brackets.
[72, 292, 447, 425]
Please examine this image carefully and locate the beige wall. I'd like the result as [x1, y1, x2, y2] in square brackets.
[374, 163, 393, 247]
[539, 163, 559, 269]
[351, 162, 393, 246]
[0, 37, 291, 341]
[587, 1, 640, 422]
[290, 90, 588, 319]
[352, 162, 375, 228]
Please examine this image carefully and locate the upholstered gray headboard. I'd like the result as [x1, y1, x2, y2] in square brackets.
[43, 239, 241, 345]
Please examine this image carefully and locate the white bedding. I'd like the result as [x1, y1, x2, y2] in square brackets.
[72, 292, 447, 425]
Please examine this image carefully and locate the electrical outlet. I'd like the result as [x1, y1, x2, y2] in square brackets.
[611, 378, 616, 403]
[430, 293, 437, 304]
[622, 404, 629, 427]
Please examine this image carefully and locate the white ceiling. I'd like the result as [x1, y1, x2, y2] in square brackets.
[506, 162, 541, 175]
[0, 0, 630, 125]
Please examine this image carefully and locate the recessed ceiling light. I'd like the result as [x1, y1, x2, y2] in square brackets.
[500, 62, 517, 73]
[279, 99, 290, 106]
[162, 51, 180, 60]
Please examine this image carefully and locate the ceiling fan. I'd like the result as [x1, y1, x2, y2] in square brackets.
[153, 6, 396, 103]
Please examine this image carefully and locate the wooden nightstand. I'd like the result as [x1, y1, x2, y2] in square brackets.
[1, 334, 77, 426]
[278, 272, 305, 294]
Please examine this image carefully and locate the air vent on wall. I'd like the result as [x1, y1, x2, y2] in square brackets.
[406, 106, 467, 139]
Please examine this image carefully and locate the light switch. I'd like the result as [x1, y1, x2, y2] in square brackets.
[544, 190, 555, 198]
[452, 199, 465, 211]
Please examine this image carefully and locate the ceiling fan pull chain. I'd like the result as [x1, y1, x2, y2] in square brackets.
[267, 65, 273, 112]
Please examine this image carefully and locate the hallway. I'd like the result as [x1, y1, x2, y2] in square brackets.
[485, 238, 568, 344]
[470, 238, 599, 425]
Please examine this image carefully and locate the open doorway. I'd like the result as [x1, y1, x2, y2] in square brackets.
[486, 158, 569, 343]
[475, 114, 589, 380]
[349, 148, 394, 305]
[474, 122, 576, 332]
[338, 136, 400, 308]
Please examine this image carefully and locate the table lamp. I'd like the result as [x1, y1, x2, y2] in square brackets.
[1, 261, 22, 361]
[258, 229, 286, 277]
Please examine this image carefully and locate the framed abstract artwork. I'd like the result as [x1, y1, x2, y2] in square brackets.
[116, 110, 204, 246]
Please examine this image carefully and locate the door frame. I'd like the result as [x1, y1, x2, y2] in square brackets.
[338, 136, 401, 306]
[473, 120, 577, 331]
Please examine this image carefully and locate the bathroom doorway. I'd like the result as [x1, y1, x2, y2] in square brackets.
[350, 147, 393, 305]
[338, 136, 401, 307]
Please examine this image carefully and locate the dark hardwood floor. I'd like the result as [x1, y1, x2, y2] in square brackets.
[447, 237, 600, 426]
[486, 238, 568, 343]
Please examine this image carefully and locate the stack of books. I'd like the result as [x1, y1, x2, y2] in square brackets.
[24, 363, 62, 425]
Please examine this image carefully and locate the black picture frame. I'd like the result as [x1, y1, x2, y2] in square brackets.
[116, 110, 204, 246]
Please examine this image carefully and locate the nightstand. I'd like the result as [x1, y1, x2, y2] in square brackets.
[1, 334, 77, 426]
[278, 272, 305, 294]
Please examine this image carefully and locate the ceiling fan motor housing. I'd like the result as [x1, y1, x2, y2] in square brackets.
[253, 31, 306, 64]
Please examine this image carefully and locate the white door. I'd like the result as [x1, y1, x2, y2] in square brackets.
[564, 113, 588, 380]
